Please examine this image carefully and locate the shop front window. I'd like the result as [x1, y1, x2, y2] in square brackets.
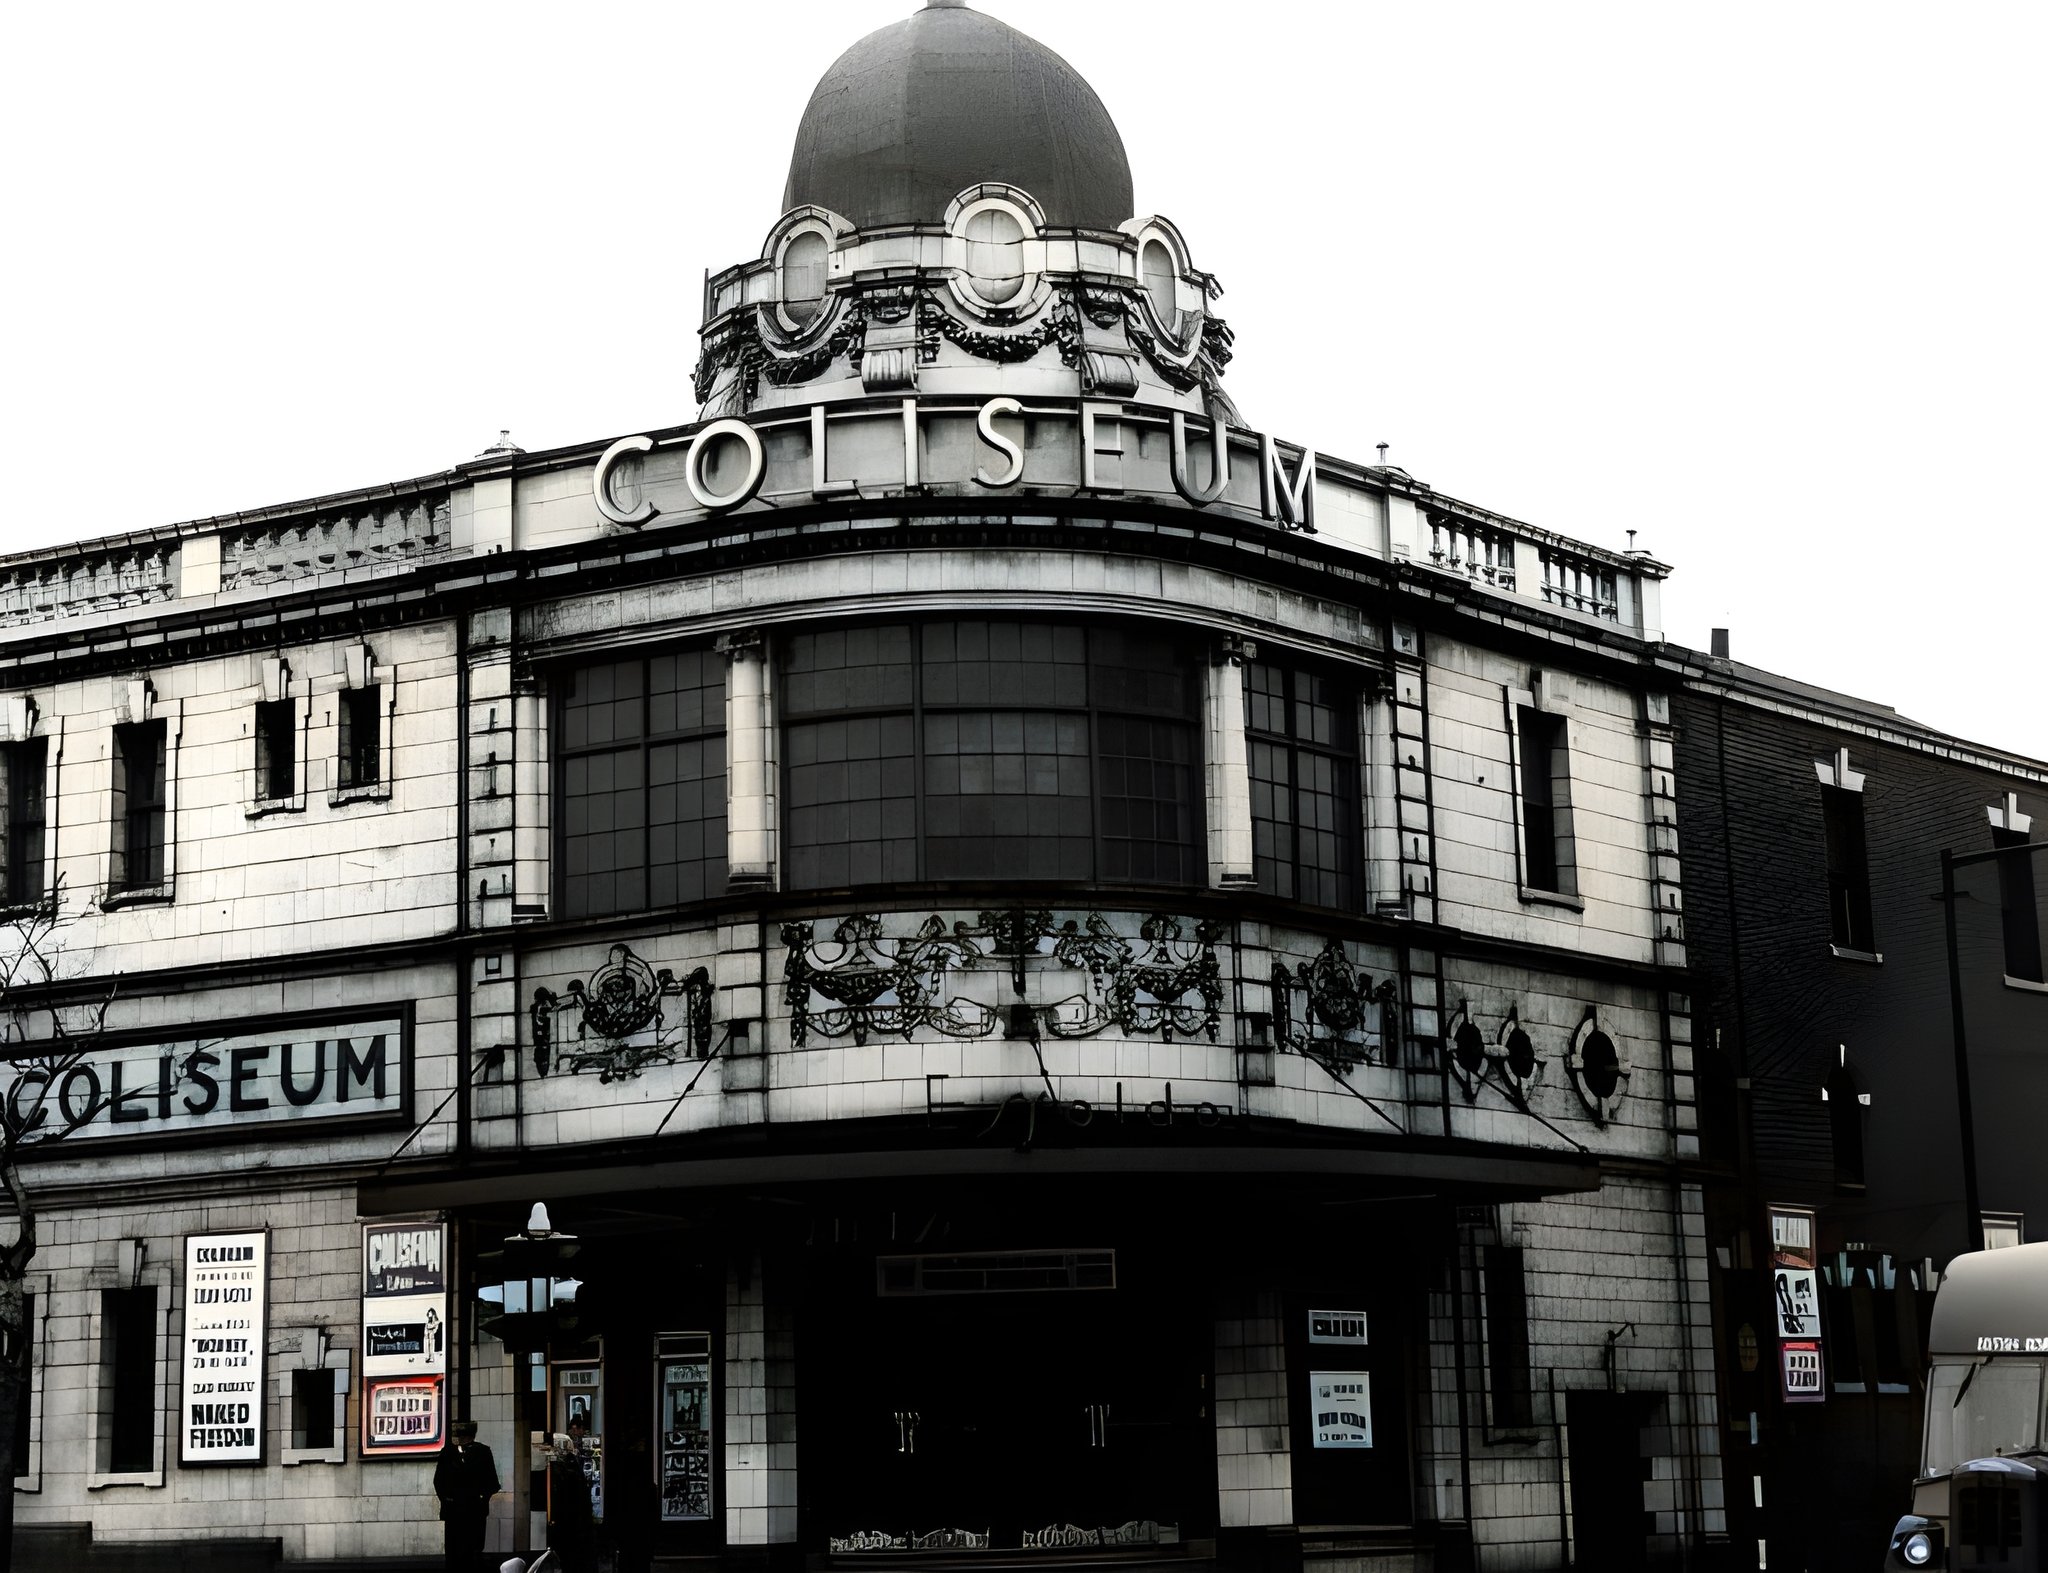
[782, 620, 1201, 891]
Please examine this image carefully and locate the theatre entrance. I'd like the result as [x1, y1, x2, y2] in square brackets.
[805, 1246, 1214, 1551]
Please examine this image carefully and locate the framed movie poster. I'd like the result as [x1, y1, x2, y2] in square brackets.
[656, 1332, 714, 1522]
[180, 1231, 269, 1465]
[361, 1219, 449, 1455]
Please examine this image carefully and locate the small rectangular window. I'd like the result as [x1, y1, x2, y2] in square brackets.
[2, 738, 48, 907]
[338, 687, 382, 791]
[1992, 829, 2042, 983]
[1983, 1214, 2024, 1251]
[290, 1366, 336, 1451]
[255, 699, 295, 802]
[100, 1286, 157, 1474]
[112, 721, 167, 891]
[1516, 707, 1574, 896]
[1481, 1244, 1535, 1429]
[1821, 784, 1874, 951]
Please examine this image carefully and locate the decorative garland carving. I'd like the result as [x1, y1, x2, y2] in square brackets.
[1270, 940, 1398, 1068]
[777, 914, 989, 1047]
[693, 304, 868, 409]
[779, 910, 1225, 1048]
[691, 273, 1238, 414]
[529, 944, 713, 1082]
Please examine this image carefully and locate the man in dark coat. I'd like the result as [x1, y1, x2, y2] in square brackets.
[433, 1419, 501, 1573]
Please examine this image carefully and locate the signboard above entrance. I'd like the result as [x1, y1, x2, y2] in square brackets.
[3, 1009, 408, 1149]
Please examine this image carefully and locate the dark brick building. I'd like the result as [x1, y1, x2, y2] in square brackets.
[1670, 642, 2048, 1571]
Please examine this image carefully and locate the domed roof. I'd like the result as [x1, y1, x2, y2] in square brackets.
[782, 0, 1134, 231]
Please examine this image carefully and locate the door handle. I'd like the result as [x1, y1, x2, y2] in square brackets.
[1085, 1403, 1110, 1448]
[895, 1410, 923, 1453]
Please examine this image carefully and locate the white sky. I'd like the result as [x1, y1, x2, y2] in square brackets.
[3, 1, 2043, 759]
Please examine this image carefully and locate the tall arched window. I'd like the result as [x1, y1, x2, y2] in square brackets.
[781, 230, 830, 326]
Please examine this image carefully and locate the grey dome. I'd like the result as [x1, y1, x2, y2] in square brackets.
[782, 1, 1134, 231]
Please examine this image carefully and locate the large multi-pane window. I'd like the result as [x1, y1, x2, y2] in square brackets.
[1245, 661, 1360, 908]
[782, 620, 1202, 890]
[556, 651, 727, 918]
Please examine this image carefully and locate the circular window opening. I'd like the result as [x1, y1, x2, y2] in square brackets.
[1580, 1030, 1620, 1100]
[964, 206, 1026, 305]
[781, 230, 829, 326]
[1141, 238, 1178, 330]
[1506, 1027, 1536, 1081]
[1453, 1020, 1486, 1076]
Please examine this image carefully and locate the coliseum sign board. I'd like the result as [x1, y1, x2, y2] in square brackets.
[1, 1009, 409, 1149]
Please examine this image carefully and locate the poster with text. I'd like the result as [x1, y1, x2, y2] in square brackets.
[364, 1375, 446, 1452]
[1309, 1371, 1373, 1448]
[180, 1231, 269, 1465]
[362, 1219, 448, 1454]
[657, 1335, 714, 1522]
[1780, 1340, 1825, 1403]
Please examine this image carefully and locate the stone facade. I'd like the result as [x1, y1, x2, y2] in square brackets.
[4, 6, 1738, 1570]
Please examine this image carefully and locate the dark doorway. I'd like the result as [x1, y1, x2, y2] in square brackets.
[1566, 1391, 1658, 1571]
[805, 1249, 1210, 1547]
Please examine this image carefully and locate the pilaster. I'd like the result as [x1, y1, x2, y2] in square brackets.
[1205, 635, 1257, 890]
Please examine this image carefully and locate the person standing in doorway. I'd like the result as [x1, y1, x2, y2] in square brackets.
[434, 1419, 501, 1573]
[547, 1430, 596, 1573]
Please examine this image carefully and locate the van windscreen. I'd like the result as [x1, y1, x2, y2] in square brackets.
[1924, 1358, 2046, 1474]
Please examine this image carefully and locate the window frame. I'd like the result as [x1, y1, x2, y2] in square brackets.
[1243, 657, 1363, 910]
[109, 718, 171, 900]
[780, 618, 1207, 894]
[0, 735, 51, 912]
[89, 1278, 168, 1490]
[1479, 1243, 1536, 1433]
[552, 646, 730, 920]
[1992, 826, 2043, 985]
[278, 1340, 352, 1467]
[1821, 783, 1877, 957]
[333, 682, 392, 803]
[252, 697, 298, 809]
[1509, 696, 1579, 906]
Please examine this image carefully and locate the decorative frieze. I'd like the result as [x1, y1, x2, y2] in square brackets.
[218, 494, 451, 590]
[529, 944, 713, 1082]
[779, 910, 1225, 1049]
[1269, 940, 1398, 1068]
[0, 546, 174, 626]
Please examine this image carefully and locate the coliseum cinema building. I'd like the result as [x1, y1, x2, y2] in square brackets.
[7, 4, 1732, 1569]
